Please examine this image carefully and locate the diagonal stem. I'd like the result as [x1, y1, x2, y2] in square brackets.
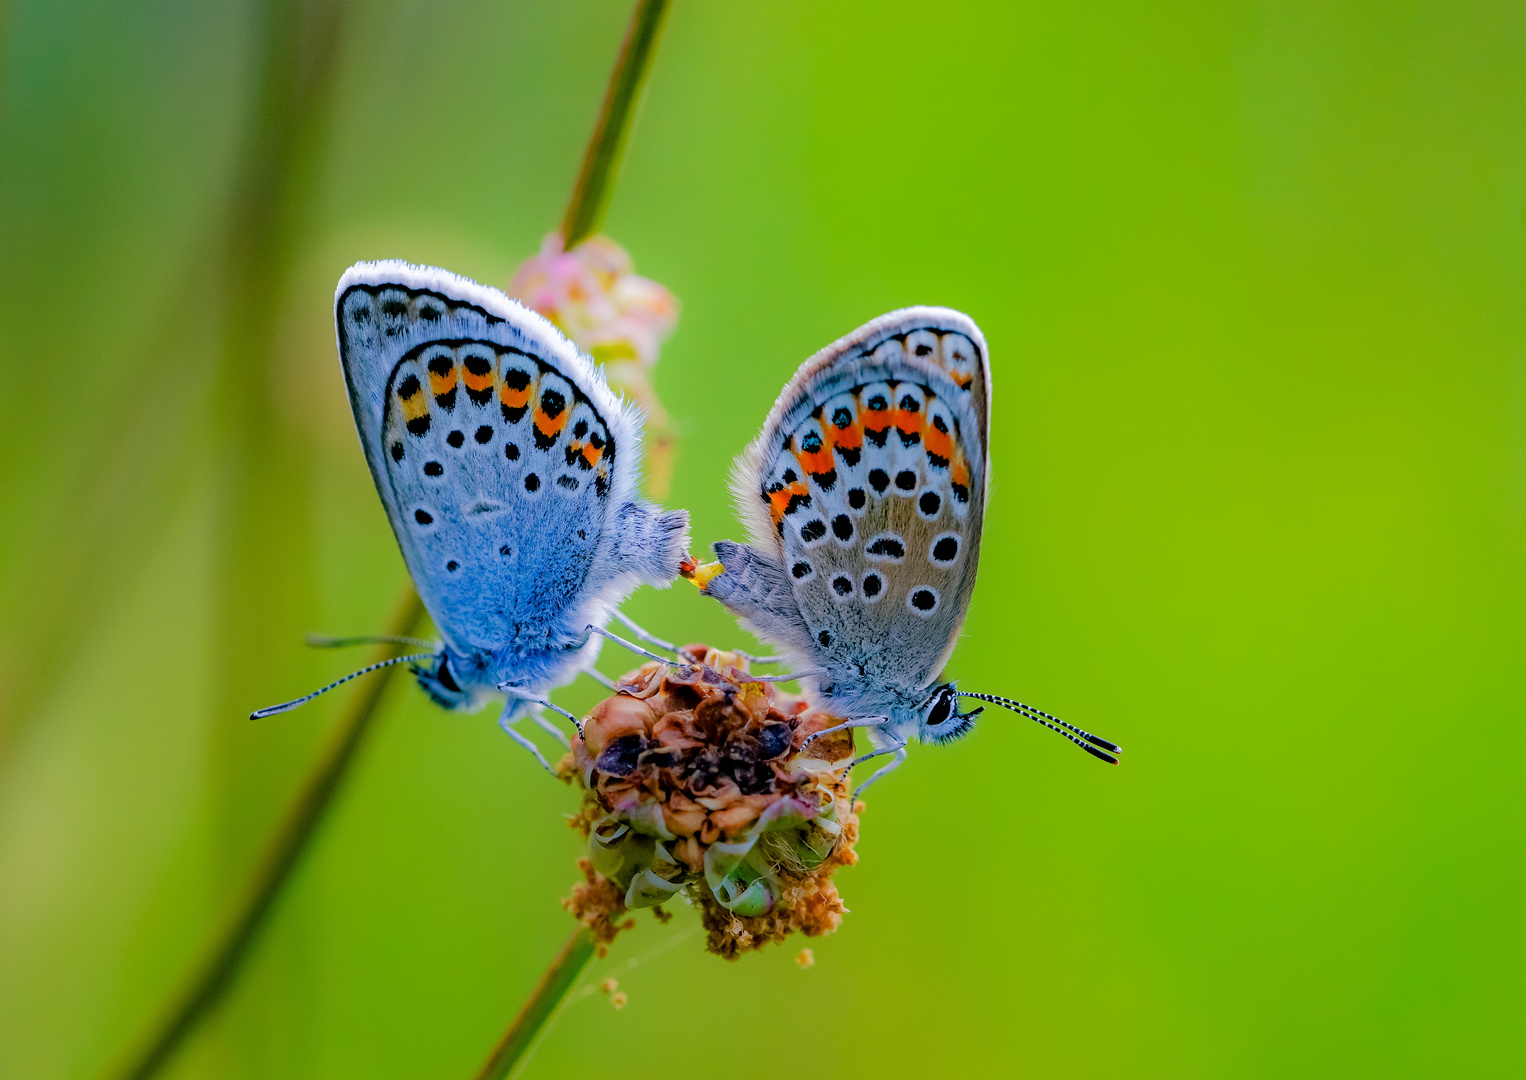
[560, 0, 672, 248]
[111, 588, 426, 1080]
[472, 928, 597, 1080]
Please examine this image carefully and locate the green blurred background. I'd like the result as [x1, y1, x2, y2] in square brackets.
[3, 0, 1524, 1076]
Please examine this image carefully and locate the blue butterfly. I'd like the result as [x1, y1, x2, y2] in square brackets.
[695, 307, 1120, 792]
[253, 262, 688, 769]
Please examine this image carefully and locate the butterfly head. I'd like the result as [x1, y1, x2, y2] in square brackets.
[413, 652, 479, 710]
[916, 682, 983, 745]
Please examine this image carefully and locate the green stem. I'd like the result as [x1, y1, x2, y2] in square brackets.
[112, 588, 426, 1080]
[560, 0, 672, 248]
[472, 929, 597, 1080]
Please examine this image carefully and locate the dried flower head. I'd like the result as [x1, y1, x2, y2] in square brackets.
[560, 646, 861, 960]
[508, 233, 679, 494]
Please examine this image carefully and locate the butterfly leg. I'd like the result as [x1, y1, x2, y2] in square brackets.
[528, 704, 571, 748]
[615, 608, 785, 667]
[733, 650, 786, 666]
[502, 687, 584, 735]
[802, 717, 887, 747]
[580, 664, 619, 690]
[852, 741, 909, 799]
[587, 625, 673, 666]
[496, 700, 556, 775]
[610, 610, 680, 654]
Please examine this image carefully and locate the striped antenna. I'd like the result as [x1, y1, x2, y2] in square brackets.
[957, 692, 1122, 765]
[305, 633, 438, 649]
[251, 653, 435, 719]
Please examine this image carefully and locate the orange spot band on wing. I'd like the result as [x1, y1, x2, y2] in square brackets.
[399, 389, 428, 421]
[795, 443, 835, 477]
[499, 382, 531, 409]
[924, 423, 954, 464]
[833, 423, 863, 453]
[768, 482, 810, 527]
[582, 443, 604, 468]
[534, 408, 569, 440]
[429, 368, 457, 396]
[462, 368, 494, 394]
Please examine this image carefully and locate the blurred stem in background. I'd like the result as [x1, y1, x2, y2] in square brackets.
[111, 0, 356, 1075]
[111, 0, 672, 1077]
[471, 929, 597, 1080]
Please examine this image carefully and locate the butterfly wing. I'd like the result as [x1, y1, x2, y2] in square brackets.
[719, 307, 990, 698]
[336, 261, 684, 662]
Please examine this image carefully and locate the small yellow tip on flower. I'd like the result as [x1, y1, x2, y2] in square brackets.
[795, 948, 815, 968]
[600, 978, 618, 995]
[610, 991, 628, 1010]
[677, 555, 724, 590]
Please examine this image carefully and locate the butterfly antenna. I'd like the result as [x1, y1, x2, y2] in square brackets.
[251, 653, 435, 719]
[957, 692, 1122, 764]
[305, 633, 438, 649]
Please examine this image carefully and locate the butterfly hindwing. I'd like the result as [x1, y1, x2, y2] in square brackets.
[336, 261, 650, 658]
[728, 308, 990, 696]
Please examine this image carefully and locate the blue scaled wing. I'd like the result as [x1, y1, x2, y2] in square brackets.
[335, 261, 685, 660]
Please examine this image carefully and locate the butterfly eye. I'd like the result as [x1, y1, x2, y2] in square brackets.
[926, 694, 954, 726]
[435, 657, 461, 694]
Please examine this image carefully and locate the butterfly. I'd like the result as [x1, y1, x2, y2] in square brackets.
[692, 306, 1120, 792]
[253, 261, 689, 770]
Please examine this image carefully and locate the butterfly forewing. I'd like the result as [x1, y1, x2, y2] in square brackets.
[741, 309, 990, 694]
[336, 263, 635, 657]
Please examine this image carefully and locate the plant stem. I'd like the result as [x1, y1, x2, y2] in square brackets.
[472, 929, 597, 1080]
[113, 587, 426, 1080]
[560, 0, 672, 248]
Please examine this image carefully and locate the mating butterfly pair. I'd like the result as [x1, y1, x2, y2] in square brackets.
[254, 262, 1120, 791]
